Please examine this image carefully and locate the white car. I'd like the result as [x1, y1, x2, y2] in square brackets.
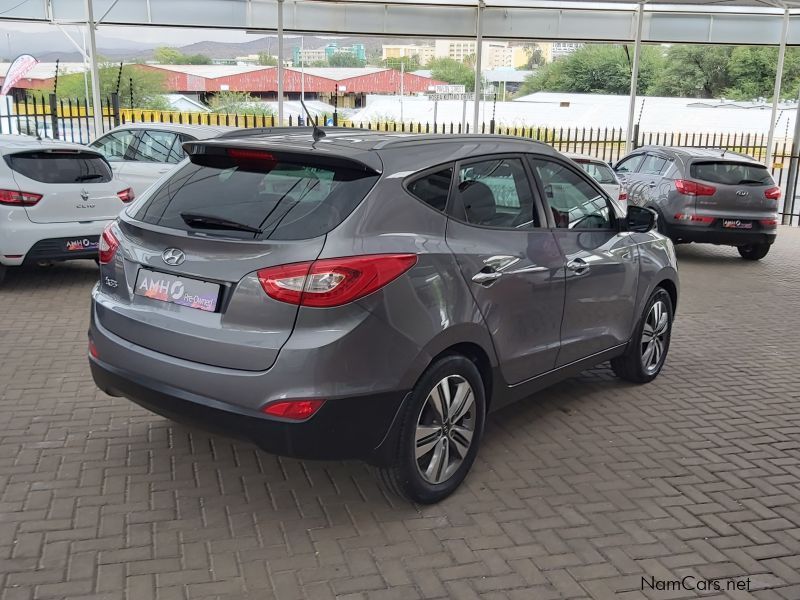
[89, 123, 235, 197]
[567, 153, 627, 209]
[0, 135, 135, 284]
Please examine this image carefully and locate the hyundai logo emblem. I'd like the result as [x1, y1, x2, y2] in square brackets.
[162, 248, 185, 266]
[736, 190, 749, 197]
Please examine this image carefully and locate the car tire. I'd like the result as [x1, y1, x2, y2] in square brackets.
[0, 265, 6, 286]
[611, 287, 673, 384]
[379, 354, 486, 504]
[737, 243, 770, 261]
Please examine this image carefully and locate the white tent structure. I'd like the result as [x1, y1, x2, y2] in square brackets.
[2, 0, 800, 215]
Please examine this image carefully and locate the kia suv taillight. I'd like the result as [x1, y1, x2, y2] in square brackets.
[765, 186, 781, 200]
[257, 254, 417, 308]
[675, 180, 716, 197]
[98, 223, 120, 265]
[117, 188, 135, 203]
[0, 189, 42, 206]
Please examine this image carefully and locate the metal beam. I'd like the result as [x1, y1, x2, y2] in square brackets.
[472, 0, 484, 134]
[84, 0, 104, 138]
[625, 3, 644, 154]
[277, 0, 284, 124]
[767, 8, 790, 166]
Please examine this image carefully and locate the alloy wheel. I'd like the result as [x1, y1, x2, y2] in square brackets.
[414, 375, 476, 484]
[641, 299, 669, 374]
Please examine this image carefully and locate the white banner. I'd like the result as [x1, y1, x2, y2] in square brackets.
[0, 55, 38, 97]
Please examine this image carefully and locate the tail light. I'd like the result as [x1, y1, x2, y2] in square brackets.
[261, 399, 325, 420]
[98, 223, 120, 265]
[764, 186, 781, 200]
[618, 190, 628, 203]
[0, 189, 42, 206]
[257, 253, 417, 308]
[674, 213, 714, 224]
[88, 338, 99, 359]
[117, 188, 135, 203]
[760, 218, 779, 228]
[674, 180, 716, 197]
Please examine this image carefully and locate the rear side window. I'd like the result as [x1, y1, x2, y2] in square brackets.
[5, 151, 113, 184]
[133, 159, 378, 241]
[407, 167, 452, 212]
[574, 160, 617, 184]
[690, 161, 773, 186]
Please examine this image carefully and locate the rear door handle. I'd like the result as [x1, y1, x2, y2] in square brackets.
[567, 258, 590, 274]
[472, 270, 503, 286]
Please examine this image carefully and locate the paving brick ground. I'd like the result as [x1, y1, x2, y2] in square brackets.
[1, 228, 799, 600]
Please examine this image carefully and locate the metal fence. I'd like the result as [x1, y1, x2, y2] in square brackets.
[6, 95, 799, 223]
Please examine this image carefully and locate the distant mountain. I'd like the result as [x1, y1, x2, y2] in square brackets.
[0, 27, 152, 62]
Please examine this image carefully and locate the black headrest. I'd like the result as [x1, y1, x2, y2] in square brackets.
[460, 180, 496, 224]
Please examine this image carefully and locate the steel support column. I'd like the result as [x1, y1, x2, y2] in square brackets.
[277, 0, 284, 125]
[472, 1, 484, 134]
[766, 8, 790, 167]
[625, 2, 644, 154]
[85, 0, 104, 137]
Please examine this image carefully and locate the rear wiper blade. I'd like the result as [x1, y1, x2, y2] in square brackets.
[736, 179, 764, 185]
[180, 212, 262, 234]
[75, 174, 104, 182]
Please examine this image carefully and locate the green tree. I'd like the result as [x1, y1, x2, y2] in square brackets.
[428, 57, 476, 91]
[649, 45, 732, 98]
[153, 46, 211, 65]
[518, 44, 664, 96]
[382, 55, 421, 71]
[725, 46, 800, 100]
[327, 52, 366, 68]
[50, 63, 168, 109]
[208, 91, 274, 116]
[257, 52, 278, 66]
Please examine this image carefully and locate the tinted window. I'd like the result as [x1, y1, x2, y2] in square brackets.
[574, 160, 617, 184]
[532, 159, 613, 230]
[130, 130, 181, 163]
[640, 154, 669, 175]
[5, 151, 113, 184]
[615, 154, 644, 174]
[407, 167, 452, 212]
[690, 161, 773, 186]
[90, 129, 135, 162]
[456, 157, 538, 229]
[133, 160, 378, 241]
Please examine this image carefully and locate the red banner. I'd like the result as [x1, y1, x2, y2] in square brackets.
[0, 55, 38, 97]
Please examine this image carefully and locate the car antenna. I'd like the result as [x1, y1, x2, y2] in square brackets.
[721, 148, 727, 157]
[299, 98, 325, 143]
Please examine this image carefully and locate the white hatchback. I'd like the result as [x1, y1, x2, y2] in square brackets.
[0, 135, 134, 284]
[567, 153, 628, 210]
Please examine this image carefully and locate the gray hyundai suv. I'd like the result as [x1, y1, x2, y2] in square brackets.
[615, 146, 780, 260]
[89, 130, 679, 503]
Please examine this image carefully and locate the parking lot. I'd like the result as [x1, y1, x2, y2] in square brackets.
[0, 227, 798, 600]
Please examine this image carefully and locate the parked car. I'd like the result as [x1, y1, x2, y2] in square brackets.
[0, 135, 134, 284]
[89, 123, 234, 197]
[566, 153, 627, 209]
[89, 131, 679, 503]
[614, 146, 780, 260]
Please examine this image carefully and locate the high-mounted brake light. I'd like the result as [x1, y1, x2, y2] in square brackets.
[764, 186, 781, 201]
[98, 223, 120, 265]
[227, 148, 277, 164]
[261, 399, 325, 421]
[117, 188, 135, 203]
[257, 254, 418, 308]
[0, 189, 42, 206]
[675, 179, 716, 197]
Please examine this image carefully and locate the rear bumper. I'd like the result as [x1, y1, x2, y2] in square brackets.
[23, 236, 100, 264]
[667, 224, 776, 246]
[90, 354, 409, 465]
[0, 215, 109, 266]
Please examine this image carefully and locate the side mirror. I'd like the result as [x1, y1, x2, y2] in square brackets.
[625, 205, 657, 233]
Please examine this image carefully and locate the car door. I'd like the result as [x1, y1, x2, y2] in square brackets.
[614, 153, 645, 205]
[637, 153, 672, 208]
[122, 129, 191, 196]
[444, 154, 565, 385]
[530, 156, 639, 367]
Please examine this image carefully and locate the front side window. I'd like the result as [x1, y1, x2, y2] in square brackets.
[532, 158, 614, 230]
[615, 154, 644, 174]
[90, 129, 135, 162]
[575, 160, 618, 185]
[455, 157, 538, 229]
[639, 154, 669, 176]
[130, 130, 180, 163]
[407, 167, 453, 212]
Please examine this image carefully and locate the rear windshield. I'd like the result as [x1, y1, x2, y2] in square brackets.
[690, 161, 773, 186]
[575, 160, 617, 185]
[132, 160, 378, 241]
[6, 151, 113, 184]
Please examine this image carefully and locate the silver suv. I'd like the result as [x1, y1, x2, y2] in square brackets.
[614, 147, 780, 260]
[89, 131, 679, 503]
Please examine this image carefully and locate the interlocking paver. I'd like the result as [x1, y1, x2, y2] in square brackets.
[2, 228, 800, 599]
